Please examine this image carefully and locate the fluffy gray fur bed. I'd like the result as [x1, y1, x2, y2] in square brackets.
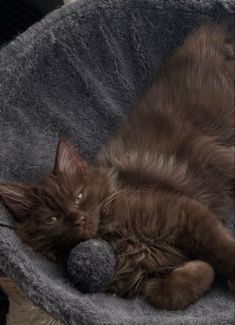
[0, 0, 234, 324]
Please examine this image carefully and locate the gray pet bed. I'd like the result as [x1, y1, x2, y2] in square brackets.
[0, 0, 234, 324]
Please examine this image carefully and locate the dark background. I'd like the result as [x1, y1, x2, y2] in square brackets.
[0, 288, 8, 325]
[0, 0, 63, 47]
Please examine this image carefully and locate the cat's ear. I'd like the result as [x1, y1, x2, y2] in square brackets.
[53, 138, 87, 175]
[0, 183, 32, 220]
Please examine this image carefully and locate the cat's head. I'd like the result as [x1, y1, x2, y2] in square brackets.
[0, 138, 117, 255]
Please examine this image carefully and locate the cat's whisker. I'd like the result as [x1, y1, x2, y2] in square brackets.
[98, 186, 159, 210]
[98, 188, 139, 208]
[31, 194, 45, 204]
[0, 193, 30, 207]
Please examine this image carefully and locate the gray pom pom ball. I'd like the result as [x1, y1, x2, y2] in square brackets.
[67, 239, 116, 293]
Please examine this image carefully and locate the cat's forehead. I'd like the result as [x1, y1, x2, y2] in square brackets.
[39, 173, 82, 189]
[34, 167, 115, 203]
[35, 171, 90, 199]
[35, 175, 76, 203]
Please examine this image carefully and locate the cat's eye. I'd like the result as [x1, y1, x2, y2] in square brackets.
[75, 192, 83, 207]
[46, 216, 58, 224]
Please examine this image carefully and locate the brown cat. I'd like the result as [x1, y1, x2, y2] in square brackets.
[0, 25, 234, 310]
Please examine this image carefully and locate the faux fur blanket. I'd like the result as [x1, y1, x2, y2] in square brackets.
[0, 0, 234, 324]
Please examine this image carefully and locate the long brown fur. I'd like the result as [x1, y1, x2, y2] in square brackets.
[0, 25, 234, 310]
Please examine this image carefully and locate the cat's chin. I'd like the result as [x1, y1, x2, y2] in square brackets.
[72, 228, 98, 242]
[80, 231, 98, 241]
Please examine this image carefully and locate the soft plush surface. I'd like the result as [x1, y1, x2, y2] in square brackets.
[0, 0, 234, 324]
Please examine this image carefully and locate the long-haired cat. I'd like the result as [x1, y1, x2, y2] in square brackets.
[0, 25, 234, 310]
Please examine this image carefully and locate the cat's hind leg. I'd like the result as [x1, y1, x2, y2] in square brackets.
[168, 24, 234, 87]
[164, 24, 234, 145]
[141, 261, 214, 310]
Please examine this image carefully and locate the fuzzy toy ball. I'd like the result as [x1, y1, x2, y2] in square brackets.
[67, 239, 116, 293]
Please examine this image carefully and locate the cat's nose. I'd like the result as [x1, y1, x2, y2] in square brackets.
[73, 220, 81, 227]
[73, 216, 85, 227]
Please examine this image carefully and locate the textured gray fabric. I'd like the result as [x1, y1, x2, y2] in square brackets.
[0, 0, 234, 324]
[67, 239, 116, 293]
